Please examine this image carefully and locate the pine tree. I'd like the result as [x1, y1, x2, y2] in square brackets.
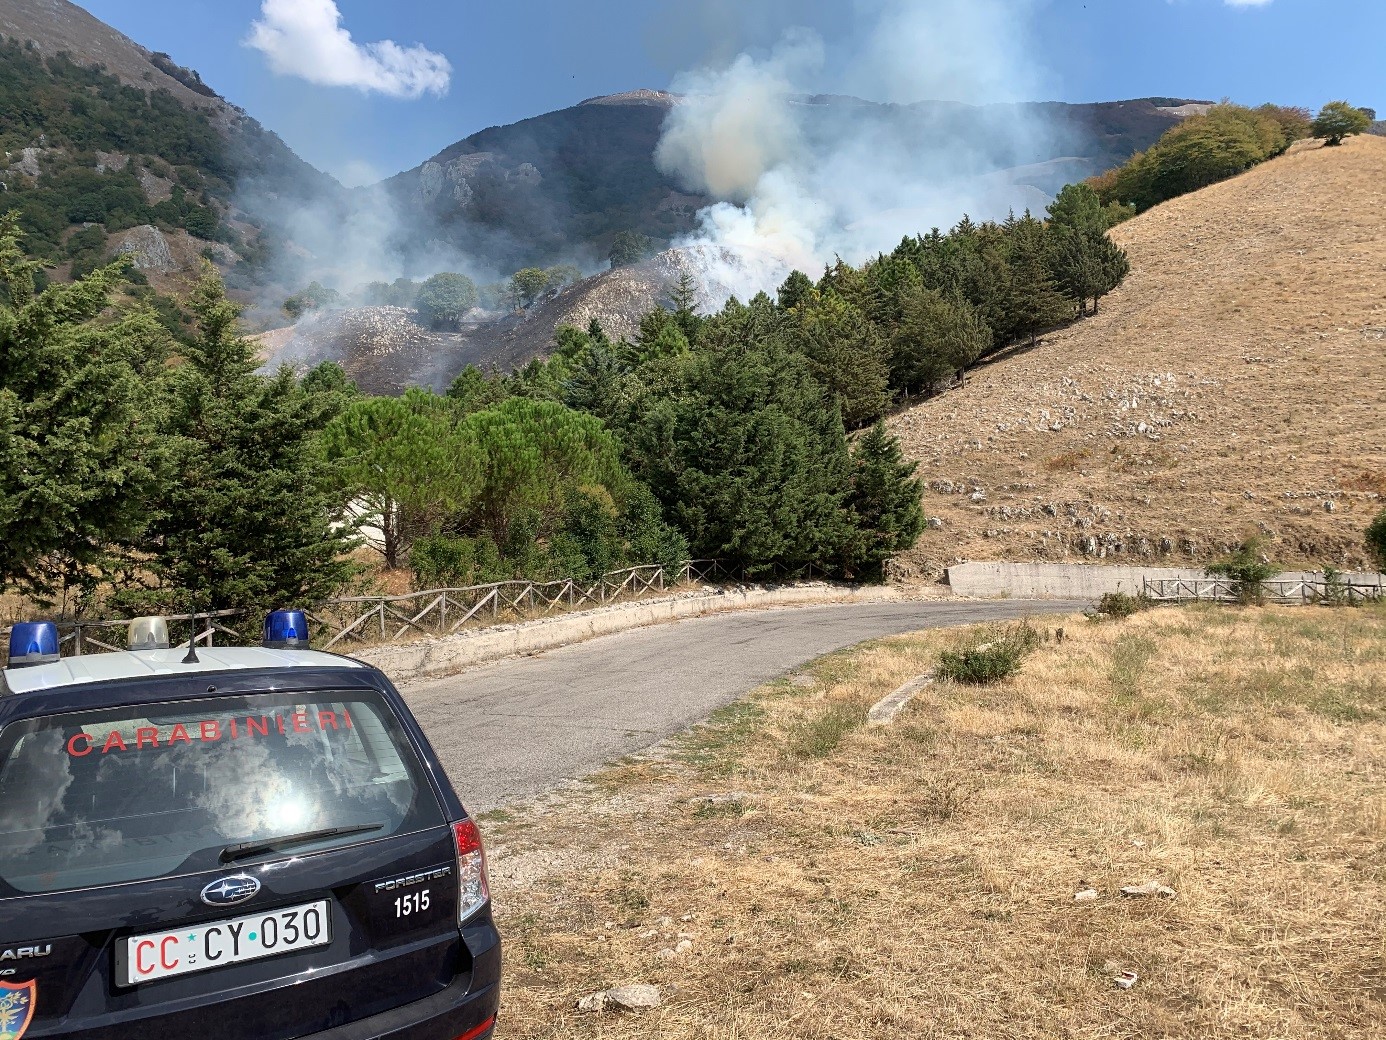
[786, 290, 891, 428]
[0, 216, 170, 607]
[121, 270, 358, 613]
[890, 287, 990, 395]
[622, 337, 854, 577]
[320, 390, 483, 569]
[1005, 214, 1071, 347]
[839, 423, 925, 579]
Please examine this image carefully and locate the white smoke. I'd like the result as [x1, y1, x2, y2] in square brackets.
[656, 0, 1061, 301]
[247, 0, 451, 100]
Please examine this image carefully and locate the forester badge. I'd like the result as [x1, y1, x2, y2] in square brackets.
[0, 980, 35, 1040]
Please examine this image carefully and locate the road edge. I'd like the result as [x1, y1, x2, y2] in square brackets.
[353, 584, 919, 684]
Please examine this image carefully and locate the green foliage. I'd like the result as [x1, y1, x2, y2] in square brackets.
[837, 424, 926, 579]
[1366, 508, 1386, 572]
[507, 267, 552, 309]
[1094, 591, 1150, 620]
[1312, 101, 1373, 146]
[785, 289, 891, 428]
[890, 286, 989, 396]
[620, 316, 855, 577]
[0, 39, 230, 257]
[320, 391, 482, 569]
[447, 364, 511, 414]
[937, 621, 1041, 685]
[416, 272, 478, 329]
[0, 215, 170, 605]
[1207, 536, 1279, 605]
[356, 278, 419, 308]
[1091, 103, 1304, 214]
[609, 230, 652, 269]
[459, 397, 623, 549]
[113, 271, 359, 613]
[283, 280, 339, 320]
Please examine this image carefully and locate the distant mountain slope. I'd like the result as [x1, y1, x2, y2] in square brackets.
[382, 94, 1203, 274]
[888, 135, 1386, 575]
[0, 0, 341, 291]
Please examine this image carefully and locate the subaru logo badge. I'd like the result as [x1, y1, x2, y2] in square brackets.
[201, 875, 261, 908]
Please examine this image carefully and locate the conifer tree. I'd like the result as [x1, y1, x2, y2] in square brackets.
[786, 290, 891, 428]
[122, 270, 358, 613]
[838, 423, 925, 578]
[0, 217, 170, 606]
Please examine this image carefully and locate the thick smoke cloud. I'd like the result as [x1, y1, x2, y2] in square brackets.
[247, 0, 451, 100]
[655, 0, 1061, 301]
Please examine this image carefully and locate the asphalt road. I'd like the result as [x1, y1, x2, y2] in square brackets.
[400, 599, 1084, 812]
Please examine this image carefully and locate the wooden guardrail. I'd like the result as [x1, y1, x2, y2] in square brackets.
[3, 560, 737, 657]
[1143, 577, 1383, 605]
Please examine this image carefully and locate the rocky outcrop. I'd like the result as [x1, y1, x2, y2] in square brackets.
[111, 225, 175, 272]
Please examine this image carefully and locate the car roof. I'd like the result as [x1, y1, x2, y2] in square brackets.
[1, 647, 366, 696]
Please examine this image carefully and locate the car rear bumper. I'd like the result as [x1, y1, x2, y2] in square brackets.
[316, 922, 501, 1040]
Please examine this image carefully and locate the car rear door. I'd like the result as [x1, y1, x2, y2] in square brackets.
[0, 683, 476, 1039]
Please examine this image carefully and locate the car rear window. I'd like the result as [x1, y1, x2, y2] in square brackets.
[0, 690, 445, 896]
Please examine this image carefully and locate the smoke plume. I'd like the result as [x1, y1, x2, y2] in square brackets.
[655, 0, 1061, 300]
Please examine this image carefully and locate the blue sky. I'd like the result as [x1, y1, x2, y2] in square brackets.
[78, 0, 1384, 186]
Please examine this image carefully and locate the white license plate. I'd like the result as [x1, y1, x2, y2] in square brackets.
[121, 900, 331, 986]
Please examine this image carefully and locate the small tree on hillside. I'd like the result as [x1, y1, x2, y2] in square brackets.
[1206, 536, 1279, 605]
[507, 268, 551, 309]
[609, 230, 652, 269]
[416, 272, 478, 330]
[1312, 101, 1372, 146]
[1366, 508, 1386, 572]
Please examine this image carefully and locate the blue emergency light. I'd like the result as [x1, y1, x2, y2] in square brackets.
[7, 621, 61, 669]
[263, 610, 310, 650]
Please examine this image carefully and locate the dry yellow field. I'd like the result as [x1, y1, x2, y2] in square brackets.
[484, 603, 1386, 1039]
[890, 136, 1386, 577]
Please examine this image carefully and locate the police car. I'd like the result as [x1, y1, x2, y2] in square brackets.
[0, 612, 500, 1040]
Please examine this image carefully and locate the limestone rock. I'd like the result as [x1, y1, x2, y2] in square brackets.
[576, 983, 661, 1013]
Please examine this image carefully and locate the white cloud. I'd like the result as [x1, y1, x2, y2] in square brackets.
[1224, 1, 1274, 7]
[246, 0, 451, 99]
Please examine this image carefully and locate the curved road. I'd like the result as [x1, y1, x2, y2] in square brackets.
[400, 599, 1083, 812]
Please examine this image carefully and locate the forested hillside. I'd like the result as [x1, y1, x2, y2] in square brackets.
[0, 0, 340, 296]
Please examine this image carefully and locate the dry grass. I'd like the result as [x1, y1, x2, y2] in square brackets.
[483, 604, 1386, 1038]
[890, 136, 1386, 576]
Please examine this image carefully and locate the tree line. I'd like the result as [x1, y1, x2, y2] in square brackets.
[1091, 101, 1374, 216]
[0, 178, 1133, 616]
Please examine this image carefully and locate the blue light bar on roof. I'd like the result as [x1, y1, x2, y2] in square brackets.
[8, 621, 61, 669]
[263, 610, 310, 650]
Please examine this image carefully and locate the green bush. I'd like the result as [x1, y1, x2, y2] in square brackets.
[1095, 591, 1150, 619]
[937, 621, 1041, 685]
[1207, 537, 1279, 605]
[1366, 508, 1386, 572]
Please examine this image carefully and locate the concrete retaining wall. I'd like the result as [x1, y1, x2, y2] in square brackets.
[944, 562, 1382, 600]
[354, 583, 902, 684]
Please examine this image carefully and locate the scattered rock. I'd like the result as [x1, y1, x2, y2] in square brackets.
[1114, 970, 1139, 990]
[654, 947, 677, 961]
[576, 984, 661, 1013]
[675, 939, 693, 955]
[1073, 888, 1099, 903]
[1120, 881, 1176, 899]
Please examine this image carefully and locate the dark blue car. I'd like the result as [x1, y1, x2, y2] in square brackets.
[0, 616, 500, 1040]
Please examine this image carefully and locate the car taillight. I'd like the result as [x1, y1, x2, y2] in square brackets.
[453, 818, 490, 924]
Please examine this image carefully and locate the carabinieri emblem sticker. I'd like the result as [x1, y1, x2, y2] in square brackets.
[0, 980, 35, 1040]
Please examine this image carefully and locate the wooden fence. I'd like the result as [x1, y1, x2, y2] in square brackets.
[4, 560, 737, 658]
[1143, 577, 1384, 605]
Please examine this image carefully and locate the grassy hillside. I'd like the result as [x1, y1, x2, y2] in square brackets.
[889, 135, 1386, 575]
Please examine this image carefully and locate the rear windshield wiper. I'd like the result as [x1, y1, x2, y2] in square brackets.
[219, 823, 384, 863]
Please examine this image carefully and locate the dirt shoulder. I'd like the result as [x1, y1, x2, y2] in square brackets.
[482, 603, 1385, 1038]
